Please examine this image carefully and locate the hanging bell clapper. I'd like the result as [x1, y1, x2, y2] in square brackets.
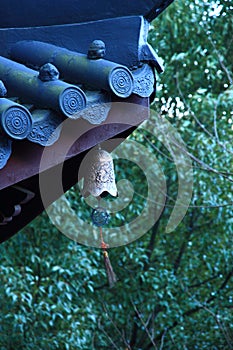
[91, 206, 117, 288]
[99, 226, 117, 289]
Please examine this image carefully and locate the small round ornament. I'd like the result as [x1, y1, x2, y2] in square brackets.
[91, 207, 110, 227]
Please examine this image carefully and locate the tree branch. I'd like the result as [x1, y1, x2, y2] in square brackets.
[130, 299, 158, 350]
[144, 268, 233, 349]
[188, 274, 220, 289]
[207, 35, 233, 85]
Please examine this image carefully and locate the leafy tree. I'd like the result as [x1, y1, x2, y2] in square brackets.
[0, 0, 232, 349]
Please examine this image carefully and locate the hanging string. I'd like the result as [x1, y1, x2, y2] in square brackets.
[91, 206, 117, 288]
[99, 226, 117, 288]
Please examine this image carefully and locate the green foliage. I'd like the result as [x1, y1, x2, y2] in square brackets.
[0, 0, 233, 349]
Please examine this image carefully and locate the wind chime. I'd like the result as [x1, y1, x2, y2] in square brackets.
[82, 145, 118, 288]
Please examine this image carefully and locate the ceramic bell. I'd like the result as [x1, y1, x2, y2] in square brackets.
[82, 146, 117, 198]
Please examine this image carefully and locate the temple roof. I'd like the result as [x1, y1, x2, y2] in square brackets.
[0, 0, 175, 241]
